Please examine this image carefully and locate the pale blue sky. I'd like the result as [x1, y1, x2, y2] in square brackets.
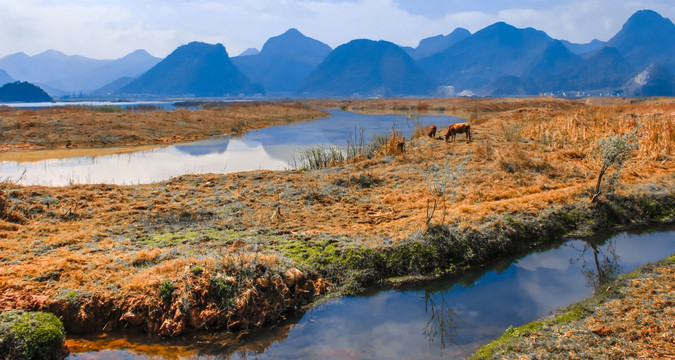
[0, 0, 673, 59]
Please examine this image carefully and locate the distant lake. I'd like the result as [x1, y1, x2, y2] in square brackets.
[0, 110, 463, 186]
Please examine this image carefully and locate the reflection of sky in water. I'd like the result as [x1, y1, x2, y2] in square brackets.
[1, 110, 462, 186]
[234, 230, 674, 360]
[68, 230, 675, 360]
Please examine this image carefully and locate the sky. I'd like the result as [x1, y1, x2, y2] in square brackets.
[0, 0, 674, 60]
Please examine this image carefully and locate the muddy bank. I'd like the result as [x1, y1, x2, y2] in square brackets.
[1, 189, 673, 338]
[470, 253, 675, 359]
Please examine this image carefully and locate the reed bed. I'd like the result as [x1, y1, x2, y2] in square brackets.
[520, 104, 674, 161]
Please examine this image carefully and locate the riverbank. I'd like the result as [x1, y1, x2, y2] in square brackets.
[0, 102, 327, 153]
[0, 98, 673, 341]
[470, 253, 675, 359]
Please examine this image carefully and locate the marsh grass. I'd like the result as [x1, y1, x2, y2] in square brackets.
[291, 126, 406, 170]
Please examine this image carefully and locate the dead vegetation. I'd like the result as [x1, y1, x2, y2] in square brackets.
[0, 98, 673, 339]
[0, 102, 327, 153]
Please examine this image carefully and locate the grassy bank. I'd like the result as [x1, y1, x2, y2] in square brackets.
[0, 102, 327, 154]
[470, 253, 675, 359]
[0, 98, 672, 339]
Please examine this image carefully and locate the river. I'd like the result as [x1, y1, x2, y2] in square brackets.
[0, 110, 461, 186]
[66, 228, 674, 359]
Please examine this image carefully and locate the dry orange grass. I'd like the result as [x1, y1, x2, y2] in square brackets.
[0, 102, 327, 152]
[0, 98, 673, 336]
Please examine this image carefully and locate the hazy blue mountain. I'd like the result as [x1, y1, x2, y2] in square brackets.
[554, 47, 635, 91]
[0, 69, 13, 85]
[232, 29, 332, 94]
[606, 9, 675, 72]
[238, 48, 260, 56]
[52, 50, 161, 92]
[528, 40, 583, 91]
[0, 50, 102, 88]
[419, 22, 554, 92]
[561, 39, 605, 55]
[0, 49, 160, 93]
[405, 28, 471, 60]
[623, 63, 675, 96]
[483, 76, 538, 96]
[92, 76, 135, 96]
[0, 81, 53, 102]
[120, 41, 261, 97]
[298, 39, 438, 97]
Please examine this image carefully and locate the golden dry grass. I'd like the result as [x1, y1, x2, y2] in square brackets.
[0, 98, 673, 337]
[0, 102, 327, 153]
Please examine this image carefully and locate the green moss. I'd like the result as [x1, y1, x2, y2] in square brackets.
[136, 228, 278, 248]
[278, 238, 343, 268]
[469, 304, 590, 360]
[0, 310, 66, 360]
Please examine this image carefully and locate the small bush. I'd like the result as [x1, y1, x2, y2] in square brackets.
[209, 276, 235, 310]
[191, 264, 204, 276]
[0, 310, 67, 360]
[159, 279, 175, 300]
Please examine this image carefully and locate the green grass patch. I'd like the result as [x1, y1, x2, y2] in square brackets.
[469, 303, 589, 360]
[0, 310, 66, 360]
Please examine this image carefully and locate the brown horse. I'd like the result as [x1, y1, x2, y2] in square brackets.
[428, 125, 437, 138]
[444, 123, 471, 142]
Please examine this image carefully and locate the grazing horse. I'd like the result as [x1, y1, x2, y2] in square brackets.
[444, 123, 471, 142]
[428, 125, 437, 138]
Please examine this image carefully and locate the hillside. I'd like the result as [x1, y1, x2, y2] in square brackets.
[405, 28, 471, 60]
[606, 9, 675, 72]
[120, 42, 261, 97]
[232, 29, 332, 94]
[0, 81, 53, 102]
[419, 22, 554, 91]
[298, 39, 437, 97]
[623, 63, 675, 96]
[0, 70, 13, 85]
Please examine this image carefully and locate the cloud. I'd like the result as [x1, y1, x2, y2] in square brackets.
[0, 0, 673, 59]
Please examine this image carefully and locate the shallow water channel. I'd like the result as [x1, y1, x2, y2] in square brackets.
[0, 110, 462, 186]
[67, 228, 674, 359]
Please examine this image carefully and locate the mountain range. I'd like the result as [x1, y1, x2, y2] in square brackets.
[0, 50, 160, 95]
[1, 9, 673, 98]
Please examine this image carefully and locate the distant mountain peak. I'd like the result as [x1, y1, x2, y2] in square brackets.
[120, 41, 259, 97]
[408, 28, 471, 60]
[259, 28, 331, 57]
[0, 81, 53, 102]
[232, 29, 332, 94]
[238, 48, 260, 56]
[607, 9, 675, 71]
[298, 39, 437, 97]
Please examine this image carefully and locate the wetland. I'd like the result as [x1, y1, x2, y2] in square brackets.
[0, 97, 673, 358]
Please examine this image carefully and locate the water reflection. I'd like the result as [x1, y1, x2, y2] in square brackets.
[67, 229, 675, 359]
[1, 110, 463, 186]
[569, 239, 622, 290]
[423, 290, 462, 353]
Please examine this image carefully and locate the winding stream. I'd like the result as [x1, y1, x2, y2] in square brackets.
[67, 228, 674, 359]
[0, 110, 462, 186]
